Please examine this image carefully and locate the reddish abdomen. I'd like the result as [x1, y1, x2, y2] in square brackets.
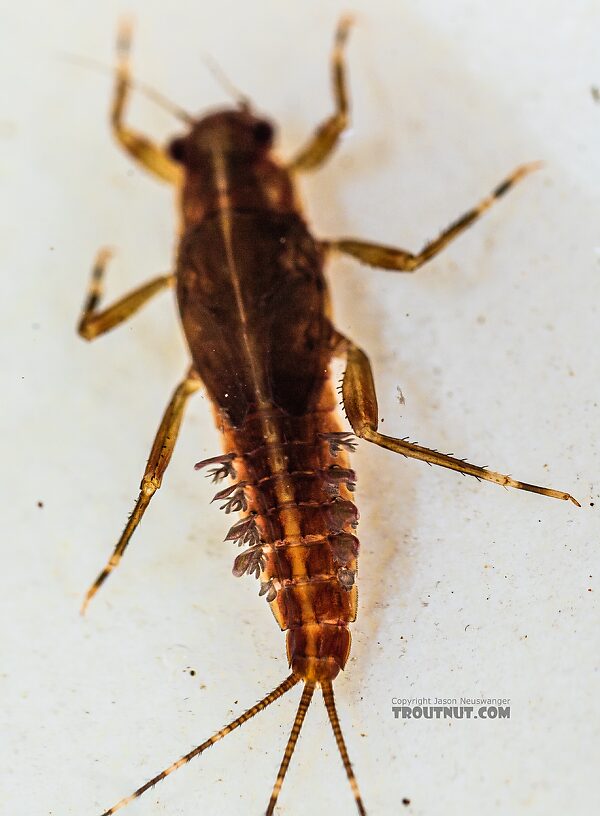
[219, 380, 359, 682]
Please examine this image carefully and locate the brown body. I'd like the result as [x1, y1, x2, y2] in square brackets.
[79, 19, 578, 816]
[175, 110, 358, 682]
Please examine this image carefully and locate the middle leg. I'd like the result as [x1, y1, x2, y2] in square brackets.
[323, 163, 541, 272]
[77, 249, 174, 341]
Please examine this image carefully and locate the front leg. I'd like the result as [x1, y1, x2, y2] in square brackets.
[287, 16, 352, 173]
[333, 333, 579, 506]
[112, 20, 181, 183]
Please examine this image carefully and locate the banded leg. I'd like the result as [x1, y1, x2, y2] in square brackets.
[287, 16, 352, 173]
[77, 249, 174, 340]
[112, 19, 181, 182]
[82, 373, 201, 613]
[323, 163, 541, 271]
[334, 334, 579, 506]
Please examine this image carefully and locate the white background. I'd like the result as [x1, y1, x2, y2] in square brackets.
[2, 1, 599, 814]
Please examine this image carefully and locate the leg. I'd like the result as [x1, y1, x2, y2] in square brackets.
[111, 20, 181, 183]
[323, 163, 542, 271]
[77, 248, 174, 341]
[333, 333, 579, 506]
[287, 16, 352, 173]
[81, 372, 202, 613]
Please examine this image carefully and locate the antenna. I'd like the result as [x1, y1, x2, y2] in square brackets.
[59, 51, 194, 125]
[201, 52, 251, 110]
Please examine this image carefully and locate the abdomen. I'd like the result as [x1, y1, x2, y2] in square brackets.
[219, 378, 360, 682]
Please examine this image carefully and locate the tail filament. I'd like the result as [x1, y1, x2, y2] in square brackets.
[99, 674, 367, 815]
[99, 673, 299, 815]
[265, 682, 315, 816]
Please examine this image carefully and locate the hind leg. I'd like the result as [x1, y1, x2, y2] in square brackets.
[81, 372, 201, 613]
[333, 333, 579, 506]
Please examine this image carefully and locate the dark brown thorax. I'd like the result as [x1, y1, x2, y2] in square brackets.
[172, 106, 333, 428]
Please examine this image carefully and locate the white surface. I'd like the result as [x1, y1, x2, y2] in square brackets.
[2, 1, 599, 814]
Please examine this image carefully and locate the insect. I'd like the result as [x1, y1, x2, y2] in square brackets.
[78, 17, 579, 816]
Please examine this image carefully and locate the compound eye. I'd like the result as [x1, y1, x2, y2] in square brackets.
[252, 120, 273, 147]
[168, 137, 187, 163]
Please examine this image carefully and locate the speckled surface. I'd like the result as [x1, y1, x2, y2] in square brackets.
[2, 2, 599, 814]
